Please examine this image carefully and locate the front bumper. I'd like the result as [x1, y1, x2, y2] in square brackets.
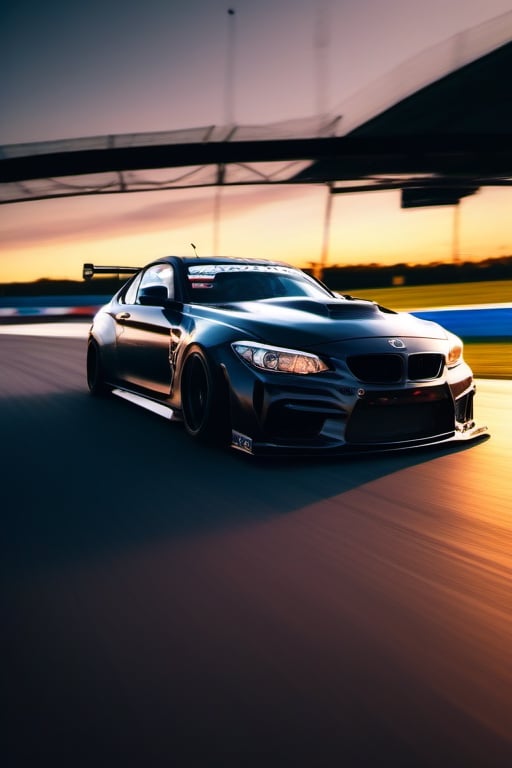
[224, 348, 489, 456]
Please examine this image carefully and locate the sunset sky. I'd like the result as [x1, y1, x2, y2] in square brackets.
[1, 0, 511, 283]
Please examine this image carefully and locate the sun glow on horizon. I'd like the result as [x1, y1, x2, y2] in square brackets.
[0, 186, 510, 283]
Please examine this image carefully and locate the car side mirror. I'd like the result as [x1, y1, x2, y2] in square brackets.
[138, 285, 168, 306]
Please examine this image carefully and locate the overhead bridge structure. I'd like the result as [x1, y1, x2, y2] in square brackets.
[1, 11, 511, 207]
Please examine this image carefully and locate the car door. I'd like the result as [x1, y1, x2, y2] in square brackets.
[115, 263, 176, 395]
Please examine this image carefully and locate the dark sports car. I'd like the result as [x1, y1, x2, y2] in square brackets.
[84, 256, 488, 456]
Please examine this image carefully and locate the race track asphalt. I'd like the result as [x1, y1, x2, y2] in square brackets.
[1, 328, 511, 767]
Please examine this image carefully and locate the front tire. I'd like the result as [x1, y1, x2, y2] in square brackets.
[87, 340, 111, 396]
[181, 348, 229, 444]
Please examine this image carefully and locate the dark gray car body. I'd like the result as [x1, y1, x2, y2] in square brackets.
[86, 256, 488, 455]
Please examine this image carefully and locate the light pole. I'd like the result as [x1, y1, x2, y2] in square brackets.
[452, 202, 461, 264]
[225, 8, 236, 125]
[315, 2, 332, 279]
[319, 184, 334, 282]
[214, 8, 237, 256]
[314, 0, 330, 115]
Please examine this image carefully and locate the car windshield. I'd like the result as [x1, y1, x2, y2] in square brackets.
[186, 265, 333, 304]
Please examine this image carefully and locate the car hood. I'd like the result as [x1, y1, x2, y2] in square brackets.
[191, 297, 449, 346]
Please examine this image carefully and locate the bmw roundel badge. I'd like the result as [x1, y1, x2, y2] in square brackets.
[388, 338, 406, 349]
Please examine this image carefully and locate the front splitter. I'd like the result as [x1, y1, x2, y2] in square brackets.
[231, 422, 490, 457]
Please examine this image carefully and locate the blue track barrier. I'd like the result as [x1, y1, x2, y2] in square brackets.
[412, 306, 512, 339]
[0, 296, 511, 339]
[0, 296, 110, 319]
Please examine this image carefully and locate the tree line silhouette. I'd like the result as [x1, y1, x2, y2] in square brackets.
[0, 256, 510, 297]
[315, 256, 512, 290]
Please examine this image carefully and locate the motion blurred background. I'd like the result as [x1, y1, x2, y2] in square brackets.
[1, 0, 512, 281]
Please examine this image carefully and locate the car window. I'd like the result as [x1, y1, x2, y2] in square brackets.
[135, 263, 174, 303]
[187, 266, 332, 304]
[123, 272, 143, 305]
[271, 275, 332, 299]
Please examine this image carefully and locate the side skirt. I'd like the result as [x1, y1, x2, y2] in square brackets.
[112, 388, 175, 420]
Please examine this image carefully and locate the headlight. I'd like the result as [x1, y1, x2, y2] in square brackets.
[232, 341, 329, 374]
[446, 332, 463, 367]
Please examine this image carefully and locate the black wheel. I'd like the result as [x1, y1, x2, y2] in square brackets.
[181, 348, 229, 443]
[87, 340, 111, 396]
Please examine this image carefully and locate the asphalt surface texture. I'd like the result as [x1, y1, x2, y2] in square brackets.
[1, 329, 511, 768]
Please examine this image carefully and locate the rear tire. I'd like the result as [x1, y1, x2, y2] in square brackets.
[87, 340, 111, 396]
[181, 348, 230, 444]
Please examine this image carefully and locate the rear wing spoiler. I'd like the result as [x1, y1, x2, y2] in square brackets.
[83, 263, 141, 281]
